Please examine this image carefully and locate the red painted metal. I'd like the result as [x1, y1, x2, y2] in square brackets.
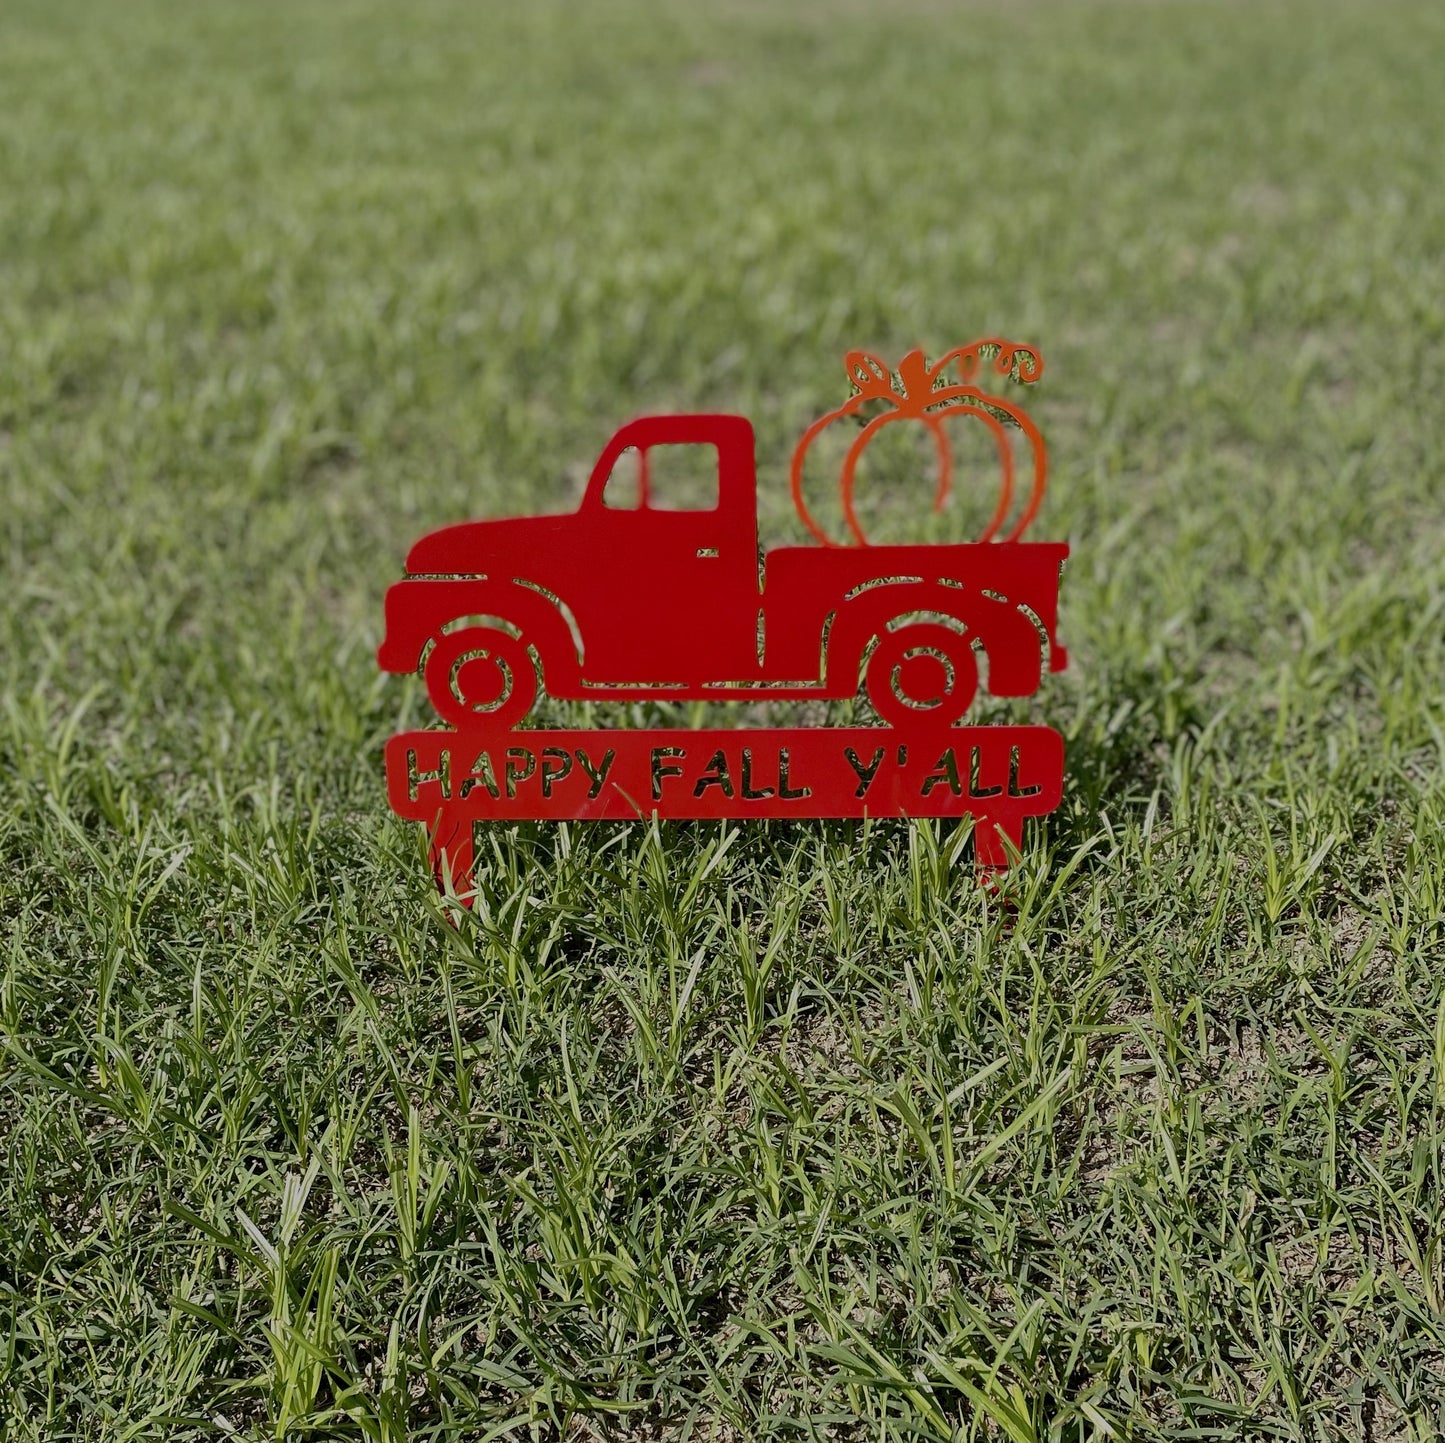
[378, 343, 1069, 900]
[390, 724, 1064, 893]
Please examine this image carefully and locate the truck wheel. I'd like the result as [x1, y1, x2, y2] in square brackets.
[864, 622, 978, 728]
[425, 625, 538, 729]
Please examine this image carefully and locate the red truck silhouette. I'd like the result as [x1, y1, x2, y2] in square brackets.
[377, 413, 1068, 730]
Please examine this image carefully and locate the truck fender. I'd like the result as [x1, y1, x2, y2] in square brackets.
[378, 577, 583, 694]
[824, 582, 1045, 698]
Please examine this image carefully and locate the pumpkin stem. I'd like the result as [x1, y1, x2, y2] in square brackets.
[895, 350, 933, 409]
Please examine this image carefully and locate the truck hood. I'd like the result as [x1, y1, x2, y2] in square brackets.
[404, 513, 575, 576]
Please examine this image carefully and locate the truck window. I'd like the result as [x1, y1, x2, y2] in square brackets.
[602, 447, 645, 509]
[643, 443, 720, 511]
[601, 442, 721, 511]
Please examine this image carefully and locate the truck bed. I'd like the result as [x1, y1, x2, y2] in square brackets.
[758, 540, 1069, 685]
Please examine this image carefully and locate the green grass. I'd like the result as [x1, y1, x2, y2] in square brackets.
[3, 0, 1444, 1437]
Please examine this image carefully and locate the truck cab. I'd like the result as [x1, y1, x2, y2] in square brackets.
[564, 415, 761, 683]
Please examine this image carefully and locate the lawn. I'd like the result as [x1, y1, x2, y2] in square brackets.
[2, 0, 1444, 1438]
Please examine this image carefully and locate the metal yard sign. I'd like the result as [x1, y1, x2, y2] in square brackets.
[379, 341, 1069, 899]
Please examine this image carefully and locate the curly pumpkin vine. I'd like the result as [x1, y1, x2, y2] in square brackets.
[789, 339, 1047, 548]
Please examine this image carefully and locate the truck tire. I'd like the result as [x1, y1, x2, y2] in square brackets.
[864, 621, 978, 728]
[425, 625, 538, 729]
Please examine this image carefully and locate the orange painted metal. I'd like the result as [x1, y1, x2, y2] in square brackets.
[789, 340, 1046, 547]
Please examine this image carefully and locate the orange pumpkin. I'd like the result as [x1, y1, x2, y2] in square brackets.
[790, 340, 1047, 547]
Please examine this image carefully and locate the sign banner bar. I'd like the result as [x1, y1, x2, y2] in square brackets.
[387, 724, 1063, 827]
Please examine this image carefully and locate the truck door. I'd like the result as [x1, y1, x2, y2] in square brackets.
[576, 416, 761, 686]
